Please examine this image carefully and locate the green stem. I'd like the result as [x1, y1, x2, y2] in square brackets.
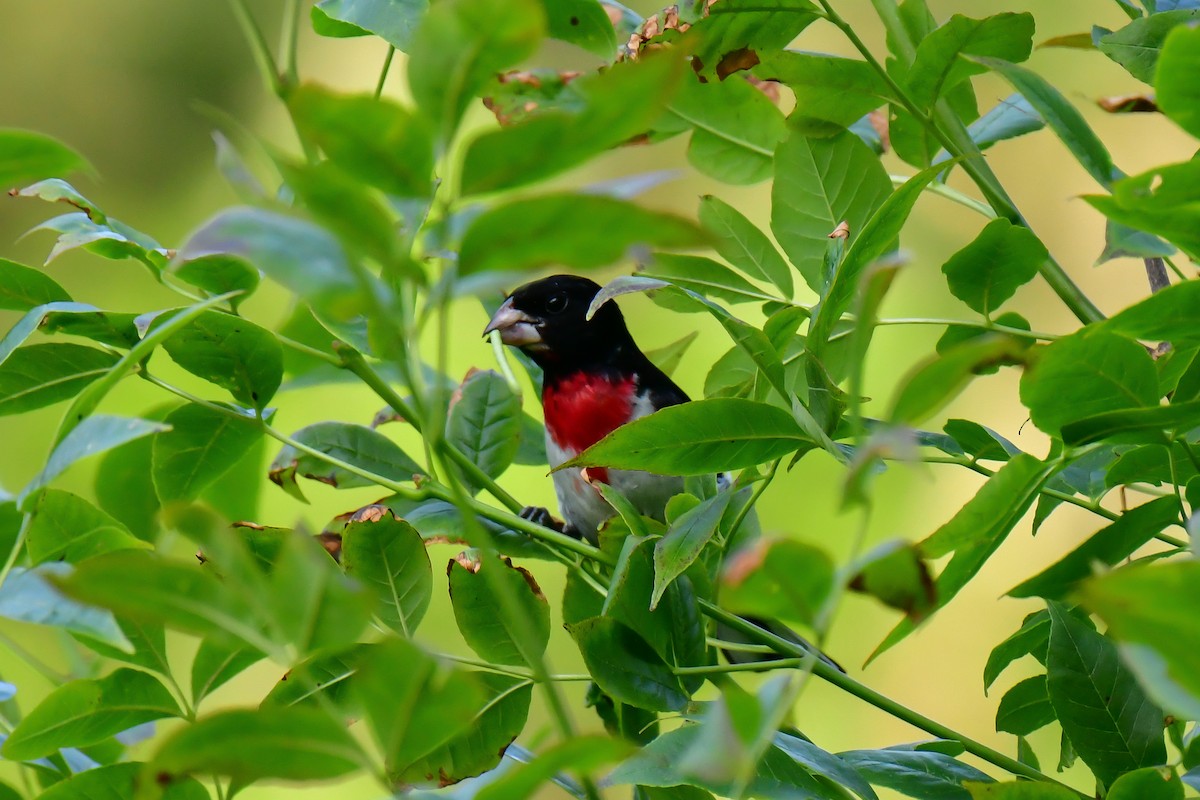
[700, 603, 1089, 799]
[280, 0, 302, 88]
[889, 174, 996, 219]
[1164, 256, 1189, 282]
[226, 0, 282, 96]
[375, 46, 396, 99]
[277, 335, 342, 366]
[0, 628, 69, 684]
[727, 460, 778, 540]
[868, 317, 1058, 341]
[0, 514, 30, 592]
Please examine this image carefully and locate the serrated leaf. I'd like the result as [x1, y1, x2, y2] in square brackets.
[1045, 601, 1166, 788]
[1, 669, 179, 760]
[341, 507, 431, 638]
[449, 551, 548, 666]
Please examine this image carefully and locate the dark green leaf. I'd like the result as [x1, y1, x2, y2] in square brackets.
[449, 551, 549, 666]
[773, 733, 879, 800]
[459, 193, 706, 275]
[890, 336, 1029, 426]
[1097, 221, 1175, 265]
[984, 610, 1051, 691]
[289, 85, 434, 197]
[0, 129, 89, 188]
[698, 195, 793, 296]
[269, 421, 423, 502]
[965, 783, 1079, 800]
[979, 58, 1119, 187]
[36, 763, 208, 800]
[941, 219, 1048, 315]
[837, 747, 993, 800]
[848, 539, 936, 622]
[641, 254, 777, 305]
[407, 0, 545, 143]
[0, 344, 118, 417]
[26, 489, 148, 565]
[24, 415, 169, 503]
[342, 507, 431, 638]
[721, 538, 834, 629]
[1099, 9, 1200, 83]
[0, 258, 70, 310]
[311, 0, 427, 50]
[1157, 24, 1200, 139]
[261, 642, 373, 712]
[755, 52, 894, 128]
[40, 310, 139, 350]
[1045, 601, 1166, 788]
[447, 370, 521, 485]
[1062, 400, 1200, 447]
[685, 0, 819, 82]
[942, 419, 1021, 462]
[150, 706, 366, 784]
[563, 398, 813, 476]
[995, 676, 1054, 736]
[539, 0, 616, 58]
[1020, 327, 1158, 437]
[169, 254, 260, 309]
[152, 403, 262, 503]
[462, 53, 685, 196]
[0, 564, 131, 652]
[665, 74, 786, 185]
[907, 13, 1035, 109]
[1079, 560, 1200, 723]
[874, 455, 1051, 660]
[652, 492, 732, 610]
[1105, 279, 1200, 344]
[476, 736, 632, 800]
[1, 669, 179, 760]
[568, 616, 688, 711]
[191, 639, 263, 705]
[177, 206, 367, 322]
[157, 310, 281, 410]
[1107, 768, 1185, 800]
[771, 130, 892, 292]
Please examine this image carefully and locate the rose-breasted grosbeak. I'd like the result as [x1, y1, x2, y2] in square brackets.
[483, 274, 687, 541]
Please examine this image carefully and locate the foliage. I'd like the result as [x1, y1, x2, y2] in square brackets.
[0, 0, 1198, 798]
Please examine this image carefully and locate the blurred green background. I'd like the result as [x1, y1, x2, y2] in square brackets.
[1, 1, 1194, 797]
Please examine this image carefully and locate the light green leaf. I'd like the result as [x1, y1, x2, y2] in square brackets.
[641, 254, 777, 306]
[311, 0, 428, 50]
[0, 563, 131, 652]
[476, 736, 633, 800]
[1, 669, 179, 760]
[941, 219, 1049, 315]
[698, 195, 793, 296]
[889, 335, 1029, 426]
[1157, 24, 1200, 139]
[36, 763, 209, 800]
[755, 51, 895, 128]
[0, 129, 90, 188]
[26, 489, 148, 565]
[0, 257, 70, 310]
[838, 748, 993, 800]
[965, 782, 1079, 800]
[907, 13, 1035, 109]
[1104, 270, 1200, 344]
[341, 507, 431, 638]
[152, 403, 262, 503]
[24, 415, 170, 504]
[721, 538, 834, 629]
[269, 421, 423, 502]
[539, 0, 616, 58]
[1099, 9, 1200, 83]
[652, 492, 732, 610]
[169, 254, 260, 309]
[1084, 160, 1200, 261]
[191, 639, 263, 706]
[0, 344, 118, 417]
[1107, 768, 1184, 800]
[449, 550, 549, 667]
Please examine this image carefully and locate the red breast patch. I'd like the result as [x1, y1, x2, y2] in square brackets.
[543, 372, 637, 471]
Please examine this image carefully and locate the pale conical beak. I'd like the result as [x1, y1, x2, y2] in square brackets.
[483, 297, 543, 346]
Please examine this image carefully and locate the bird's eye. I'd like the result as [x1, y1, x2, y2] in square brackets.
[545, 293, 568, 314]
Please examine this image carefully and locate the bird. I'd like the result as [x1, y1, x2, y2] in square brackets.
[483, 274, 842, 671]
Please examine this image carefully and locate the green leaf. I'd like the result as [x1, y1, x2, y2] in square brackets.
[1157, 24, 1200, 139]
[836, 747, 993, 800]
[965, 782, 1079, 800]
[77, 616, 172, 678]
[873, 455, 1051, 661]
[289, 85, 434, 198]
[269, 421, 423, 502]
[698, 195, 793, 297]
[447, 370, 521, 486]
[1, 669, 179, 760]
[538, 0, 616, 58]
[848, 539, 936, 623]
[458, 193, 706, 275]
[36, 763, 208, 800]
[889, 336, 1029, 426]
[261, 642, 374, 713]
[1099, 9, 1200, 83]
[0, 129, 89, 188]
[1105, 279, 1200, 345]
[1108, 768, 1185, 800]
[1079, 560, 1200, 723]
[169, 254, 260, 309]
[810, 160, 946, 349]
[773, 733, 879, 800]
[1010, 497, 1179, 600]
[685, 0, 820, 82]
[771, 130, 892, 292]
[1097, 221, 1175, 265]
[93, 425, 160, 541]
[646, 331, 699, 377]
[0, 343, 118, 416]
[665, 73, 787, 185]
[907, 14, 1035, 109]
[1045, 601, 1166, 788]
[1085, 160, 1200, 261]
[641, 254, 777, 305]
[311, 0, 428, 50]
[449, 551, 549, 666]
[27, 210, 166, 273]
[721, 538, 834, 629]
[995, 676, 1054, 736]
[755, 51, 895, 128]
[562, 398, 812, 476]
[177, 206, 367, 322]
[476, 736, 632, 800]
[0, 258, 70, 310]
[941, 219, 1048, 315]
[652, 492, 733, 610]
[1061, 400, 1200, 447]
[342, 507, 432, 638]
[24, 415, 169, 505]
[151, 403, 262, 503]
[462, 53, 685, 196]
[157, 310, 282, 410]
[979, 57, 1119, 187]
[984, 610, 1051, 691]
[26, 489, 148, 565]
[191, 639, 263, 706]
[0, 563, 131, 652]
[407, 0, 545, 143]
[1020, 327, 1158, 437]
[568, 616, 689, 711]
[958, 93, 1044, 155]
[150, 706, 366, 784]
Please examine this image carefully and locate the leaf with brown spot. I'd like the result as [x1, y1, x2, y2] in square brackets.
[716, 48, 759, 80]
[1097, 94, 1159, 114]
[342, 507, 432, 638]
[448, 552, 549, 666]
[268, 422, 423, 503]
[848, 540, 936, 623]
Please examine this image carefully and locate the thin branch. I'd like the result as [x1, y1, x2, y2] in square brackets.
[1145, 257, 1171, 294]
[375, 46, 397, 99]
